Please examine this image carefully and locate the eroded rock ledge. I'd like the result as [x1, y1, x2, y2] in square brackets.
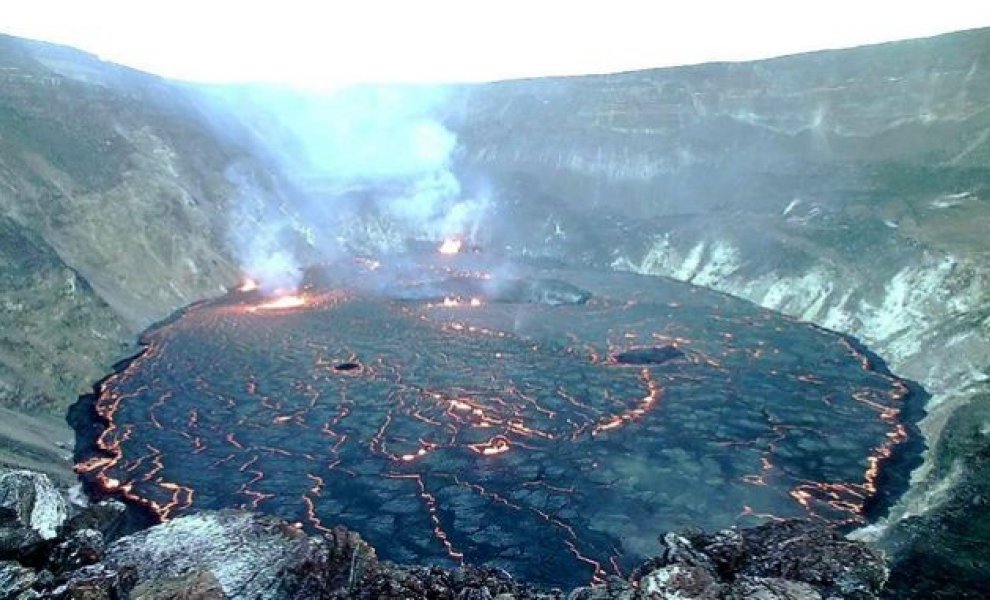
[0, 468, 888, 599]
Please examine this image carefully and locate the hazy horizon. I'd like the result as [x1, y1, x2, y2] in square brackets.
[4, 1, 990, 89]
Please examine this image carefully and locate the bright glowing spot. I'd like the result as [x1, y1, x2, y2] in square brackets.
[355, 257, 382, 271]
[254, 295, 307, 311]
[438, 238, 462, 254]
[470, 435, 511, 456]
[437, 296, 482, 308]
[597, 417, 624, 432]
[401, 448, 429, 462]
[238, 278, 259, 292]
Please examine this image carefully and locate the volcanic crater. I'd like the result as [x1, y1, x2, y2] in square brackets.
[72, 251, 922, 588]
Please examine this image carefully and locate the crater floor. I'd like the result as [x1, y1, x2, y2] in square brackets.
[74, 253, 919, 588]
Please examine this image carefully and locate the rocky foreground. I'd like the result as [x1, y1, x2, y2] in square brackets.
[0, 469, 888, 599]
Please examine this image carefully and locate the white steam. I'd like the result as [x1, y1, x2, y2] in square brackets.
[217, 84, 489, 292]
[225, 165, 310, 293]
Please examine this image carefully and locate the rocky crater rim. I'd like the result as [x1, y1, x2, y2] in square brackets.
[0, 466, 891, 599]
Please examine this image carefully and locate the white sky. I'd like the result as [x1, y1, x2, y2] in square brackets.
[3, 1, 990, 88]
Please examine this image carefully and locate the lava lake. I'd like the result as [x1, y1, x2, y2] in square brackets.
[73, 253, 922, 588]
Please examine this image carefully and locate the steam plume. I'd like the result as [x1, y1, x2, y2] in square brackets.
[212, 84, 489, 292]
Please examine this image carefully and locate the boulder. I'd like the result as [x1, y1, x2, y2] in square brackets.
[0, 526, 47, 565]
[130, 570, 226, 599]
[0, 560, 37, 598]
[728, 577, 822, 600]
[62, 500, 129, 543]
[0, 469, 68, 539]
[100, 511, 374, 598]
[51, 563, 137, 599]
[638, 564, 722, 598]
[621, 519, 887, 600]
[729, 519, 888, 598]
[50, 529, 104, 575]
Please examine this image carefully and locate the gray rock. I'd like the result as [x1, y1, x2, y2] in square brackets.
[728, 577, 822, 600]
[0, 560, 37, 598]
[626, 520, 886, 600]
[101, 511, 366, 599]
[51, 563, 137, 599]
[639, 564, 721, 598]
[62, 500, 129, 543]
[130, 570, 227, 599]
[732, 520, 887, 598]
[0, 527, 46, 564]
[0, 469, 68, 539]
[50, 529, 103, 575]
[565, 575, 633, 600]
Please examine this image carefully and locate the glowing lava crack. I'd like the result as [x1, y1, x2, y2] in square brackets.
[73, 258, 920, 589]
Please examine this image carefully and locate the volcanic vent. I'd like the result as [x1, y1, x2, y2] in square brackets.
[73, 251, 920, 588]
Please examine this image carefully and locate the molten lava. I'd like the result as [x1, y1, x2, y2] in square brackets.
[237, 278, 259, 293]
[470, 435, 512, 456]
[253, 294, 307, 311]
[438, 238, 463, 254]
[74, 258, 920, 590]
[437, 296, 483, 308]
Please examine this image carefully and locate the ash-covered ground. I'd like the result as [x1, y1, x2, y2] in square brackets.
[72, 250, 922, 588]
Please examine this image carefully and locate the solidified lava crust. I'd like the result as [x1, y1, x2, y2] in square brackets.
[71, 254, 924, 589]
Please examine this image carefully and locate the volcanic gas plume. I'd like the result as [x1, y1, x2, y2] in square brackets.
[219, 85, 490, 294]
[74, 252, 919, 588]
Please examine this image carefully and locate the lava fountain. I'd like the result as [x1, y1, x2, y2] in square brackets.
[72, 255, 922, 588]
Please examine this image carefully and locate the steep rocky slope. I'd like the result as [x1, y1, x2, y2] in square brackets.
[0, 36, 261, 479]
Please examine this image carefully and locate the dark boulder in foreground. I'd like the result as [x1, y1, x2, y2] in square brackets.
[613, 520, 887, 599]
[0, 470, 68, 541]
[0, 466, 888, 599]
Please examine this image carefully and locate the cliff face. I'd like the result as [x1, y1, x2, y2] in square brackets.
[440, 28, 990, 585]
[0, 36, 256, 479]
[0, 37, 245, 329]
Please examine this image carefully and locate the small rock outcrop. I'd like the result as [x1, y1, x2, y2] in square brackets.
[0, 470, 68, 540]
[94, 512, 376, 598]
[600, 520, 888, 599]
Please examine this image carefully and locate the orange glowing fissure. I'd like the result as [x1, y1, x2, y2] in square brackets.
[252, 294, 308, 312]
[240, 289, 351, 314]
[234, 274, 312, 312]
